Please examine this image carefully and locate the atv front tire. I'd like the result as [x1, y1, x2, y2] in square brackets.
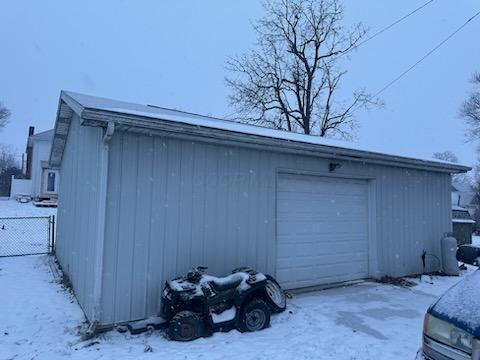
[168, 311, 205, 341]
[264, 275, 287, 313]
[238, 298, 271, 332]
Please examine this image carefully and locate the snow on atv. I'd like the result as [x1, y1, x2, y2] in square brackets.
[161, 266, 286, 341]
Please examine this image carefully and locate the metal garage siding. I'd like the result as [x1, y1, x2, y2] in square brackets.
[99, 130, 452, 326]
[374, 167, 451, 277]
[100, 132, 277, 324]
[55, 114, 104, 321]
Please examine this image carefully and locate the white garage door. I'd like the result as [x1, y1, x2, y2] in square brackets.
[276, 173, 369, 289]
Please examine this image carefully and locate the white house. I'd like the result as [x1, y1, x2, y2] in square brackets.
[10, 127, 60, 203]
[28, 129, 60, 200]
[451, 179, 477, 217]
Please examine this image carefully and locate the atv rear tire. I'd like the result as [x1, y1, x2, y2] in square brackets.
[168, 311, 204, 341]
[239, 298, 271, 332]
[264, 275, 286, 313]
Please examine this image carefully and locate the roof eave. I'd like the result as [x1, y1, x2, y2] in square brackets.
[48, 91, 82, 168]
[60, 90, 85, 117]
[80, 108, 471, 174]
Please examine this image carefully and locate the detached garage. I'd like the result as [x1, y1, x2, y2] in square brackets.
[50, 91, 470, 330]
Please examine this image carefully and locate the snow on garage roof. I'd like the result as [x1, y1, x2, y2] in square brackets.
[52, 90, 471, 173]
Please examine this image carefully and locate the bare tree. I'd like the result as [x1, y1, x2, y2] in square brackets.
[459, 74, 480, 225]
[433, 150, 471, 185]
[0, 102, 11, 131]
[0, 145, 21, 197]
[0, 145, 17, 172]
[461, 72, 480, 140]
[226, 0, 376, 139]
[432, 150, 459, 163]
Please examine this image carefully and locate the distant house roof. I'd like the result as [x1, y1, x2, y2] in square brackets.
[27, 129, 54, 148]
[31, 129, 54, 141]
[452, 207, 475, 224]
[452, 179, 476, 206]
[49, 91, 472, 174]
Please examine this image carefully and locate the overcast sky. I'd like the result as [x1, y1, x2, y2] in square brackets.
[1, 1, 479, 166]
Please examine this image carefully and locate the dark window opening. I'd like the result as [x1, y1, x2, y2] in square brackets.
[47, 172, 56, 192]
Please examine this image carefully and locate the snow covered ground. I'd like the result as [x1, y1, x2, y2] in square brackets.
[0, 255, 475, 360]
[1, 200, 478, 359]
[0, 199, 57, 218]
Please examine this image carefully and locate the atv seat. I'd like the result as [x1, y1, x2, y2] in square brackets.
[210, 278, 243, 292]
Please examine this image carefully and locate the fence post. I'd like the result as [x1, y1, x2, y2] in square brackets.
[48, 216, 51, 253]
[49, 215, 56, 255]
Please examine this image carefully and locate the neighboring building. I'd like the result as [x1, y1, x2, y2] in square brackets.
[451, 179, 477, 217]
[451, 205, 475, 245]
[28, 129, 59, 200]
[10, 127, 59, 202]
[50, 91, 470, 330]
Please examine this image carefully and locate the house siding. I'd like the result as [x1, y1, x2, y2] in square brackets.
[31, 139, 51, 197]
[55, 114, 105, 320]
[99, 130, 452, 325]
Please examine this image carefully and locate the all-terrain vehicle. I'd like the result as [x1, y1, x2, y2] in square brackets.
[161, 266, 286, 341]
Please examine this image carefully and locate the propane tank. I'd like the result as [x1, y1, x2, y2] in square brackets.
[441, 235, 459, 276]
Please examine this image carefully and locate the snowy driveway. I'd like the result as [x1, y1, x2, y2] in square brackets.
[1, 255, 473, 360]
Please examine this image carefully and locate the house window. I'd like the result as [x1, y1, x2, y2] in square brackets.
[47, 172, 56, 192]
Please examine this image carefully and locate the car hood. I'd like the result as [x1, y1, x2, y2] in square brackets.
[429, 269, 480, 338]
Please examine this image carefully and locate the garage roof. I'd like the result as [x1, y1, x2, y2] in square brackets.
[50, 90, 471, 174]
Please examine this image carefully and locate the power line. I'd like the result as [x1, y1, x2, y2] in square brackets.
[332, 1, 434, 63]
[374, 9, 480, 97]
[355, 0, 435, 50]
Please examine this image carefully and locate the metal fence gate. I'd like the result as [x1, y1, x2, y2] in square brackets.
[0, 216, 55, 257]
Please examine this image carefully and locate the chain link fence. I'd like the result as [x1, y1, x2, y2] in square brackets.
[0, 216, 55, 257]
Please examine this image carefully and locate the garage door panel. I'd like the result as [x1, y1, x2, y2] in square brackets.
[276, 174, 369, 289]
[278, 204, 367, 218]
[277, 199, 367, 214]
[277, 232, 368, 243]
[277, 243, 368, 258]
[278, 261, 369, 289]
[278, 194, 367, 206]
[278, 188, 366, 198]
[277, 242, 318, 257]
[277, 252, 368, 268]
[277, 221, 368, 237]
[278, 175, 366, 192]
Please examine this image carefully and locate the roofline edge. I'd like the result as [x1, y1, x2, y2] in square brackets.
[80, 108, 471, 174]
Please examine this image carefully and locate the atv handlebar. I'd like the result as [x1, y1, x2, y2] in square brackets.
[185, 266, 208, 283]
